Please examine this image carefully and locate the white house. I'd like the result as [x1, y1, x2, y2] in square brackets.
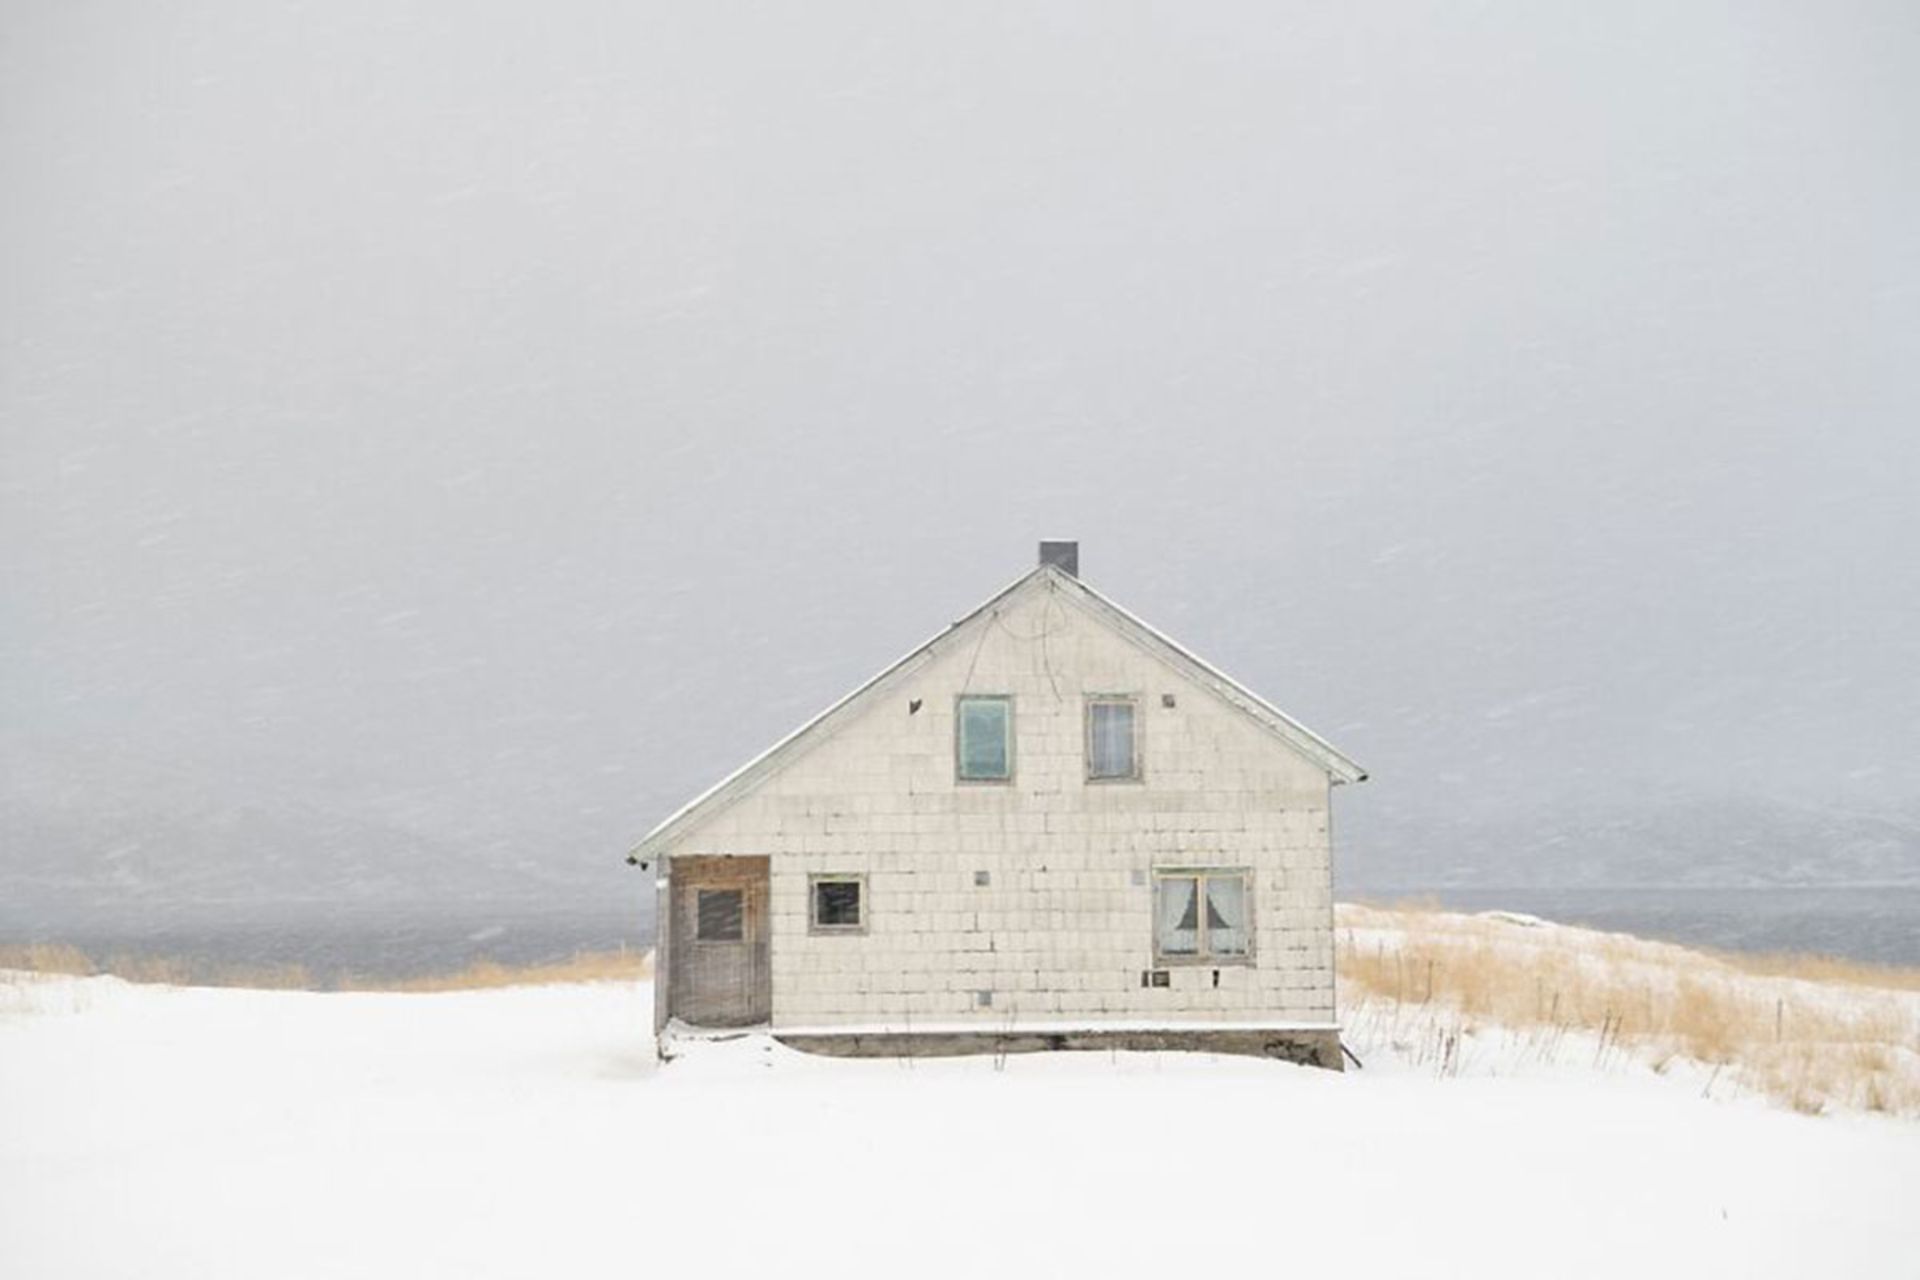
[627, 542, 1367, 1066]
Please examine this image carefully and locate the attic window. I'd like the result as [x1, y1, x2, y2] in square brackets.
[1086, 696, 1139, 781]
[810, 875, 867, 934]
[955, 695, 1013, 782]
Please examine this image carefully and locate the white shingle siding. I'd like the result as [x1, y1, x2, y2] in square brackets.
[664, 579, 1339, 1030]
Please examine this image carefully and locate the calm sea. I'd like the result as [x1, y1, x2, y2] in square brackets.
[9, 904, 651, 985]
[7, 886, 1916, 982]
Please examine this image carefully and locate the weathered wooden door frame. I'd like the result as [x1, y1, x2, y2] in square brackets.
[663, 855, 771, 1029]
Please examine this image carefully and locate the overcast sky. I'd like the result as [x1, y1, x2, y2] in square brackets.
[4, 3, 1917, 896]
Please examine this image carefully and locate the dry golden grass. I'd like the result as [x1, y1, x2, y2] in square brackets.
[1, 945, 650, 992]
[0, 943, 95, 976]
[1711, 948, 1920, 994]
[1338, 901, 1920, 1118]
[113, 956, 318, 990]
[348, 949, 651, 992]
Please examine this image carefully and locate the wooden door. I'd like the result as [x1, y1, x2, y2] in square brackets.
[669, 856, 770, 1027]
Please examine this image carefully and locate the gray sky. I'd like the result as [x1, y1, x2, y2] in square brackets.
[4, 2, 1918, 902]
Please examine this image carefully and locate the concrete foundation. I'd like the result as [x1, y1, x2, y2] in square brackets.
[776, 1027, 1344, 1070]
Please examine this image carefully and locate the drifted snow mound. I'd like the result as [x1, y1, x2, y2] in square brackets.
[1478, 908, 1549, 927]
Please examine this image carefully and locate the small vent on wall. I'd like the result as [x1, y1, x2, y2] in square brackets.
[1142, 970, 1170, 988]
[976, 990, 994, 1008]
[1161, 693, 1177, 708]
[974, 870, 991, 887]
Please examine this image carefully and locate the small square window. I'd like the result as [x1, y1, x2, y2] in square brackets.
[809, 875, 866, 933]
[956, 696, 1013, 782]
[695, 889, 743, 942]
[1086, 696, 1139, 781]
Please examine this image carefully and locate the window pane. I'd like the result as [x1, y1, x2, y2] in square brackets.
[696, 889, 743, 942]
[1088, 701, 1135, 778]
[1155, 876, 1199, 955]
[1205, 876, 1248, 956]
[814, 880, 862, 928]
[957, 698, 1010, 779]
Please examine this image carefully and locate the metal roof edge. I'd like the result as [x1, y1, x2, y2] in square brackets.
[625, 565, 1048, 862]
[1048, 572, 1369, 784]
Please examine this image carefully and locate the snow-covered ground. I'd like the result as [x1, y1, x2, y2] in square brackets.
[3, 964, 1916, 1279]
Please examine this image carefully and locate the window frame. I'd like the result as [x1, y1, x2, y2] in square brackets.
[953, 694, 1015, 784]
[808, 873, 870, 936]
[1151, 868, 1255, 966]
[694, 887, 746, 944]
[1084, 693, 1143, 783]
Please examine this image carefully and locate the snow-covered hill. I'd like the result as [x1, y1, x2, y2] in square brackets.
[0, 741, 606, 922]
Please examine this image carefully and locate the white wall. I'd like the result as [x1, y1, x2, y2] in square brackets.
[666, 575, 1339, 1029]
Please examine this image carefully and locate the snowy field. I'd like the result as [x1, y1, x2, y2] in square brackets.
[3, 962, 1917, 1279]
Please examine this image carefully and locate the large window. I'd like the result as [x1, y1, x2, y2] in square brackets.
[1086, 696, 1139, 781]
[1153, 870, 1251, 963]
[955, 695, 1013, 782]
[809, 874, 867, 934]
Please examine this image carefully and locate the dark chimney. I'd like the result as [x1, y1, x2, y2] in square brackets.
[1039, 540, 1079, 577]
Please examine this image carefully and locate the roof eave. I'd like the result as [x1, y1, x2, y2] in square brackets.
[625, 565, 1047, 862]
[1055, 570, 1369, 785]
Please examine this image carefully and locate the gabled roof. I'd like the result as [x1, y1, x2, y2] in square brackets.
[627, 564, 1366, 863]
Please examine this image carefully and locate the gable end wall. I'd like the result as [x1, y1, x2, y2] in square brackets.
[664, 581, 1339, 1029]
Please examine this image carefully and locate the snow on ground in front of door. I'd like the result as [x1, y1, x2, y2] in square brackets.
[2, 969, 1915, 1280]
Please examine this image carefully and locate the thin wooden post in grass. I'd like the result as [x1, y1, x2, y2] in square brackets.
[1776, 998, 1784, 1043]
[1424, 958, 1435, 1005]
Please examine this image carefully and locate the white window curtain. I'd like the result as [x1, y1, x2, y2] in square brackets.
[1155, 876, 1199, 955]
[1204, 875, 1248, 956]
[1088, 701, 1135, 778]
